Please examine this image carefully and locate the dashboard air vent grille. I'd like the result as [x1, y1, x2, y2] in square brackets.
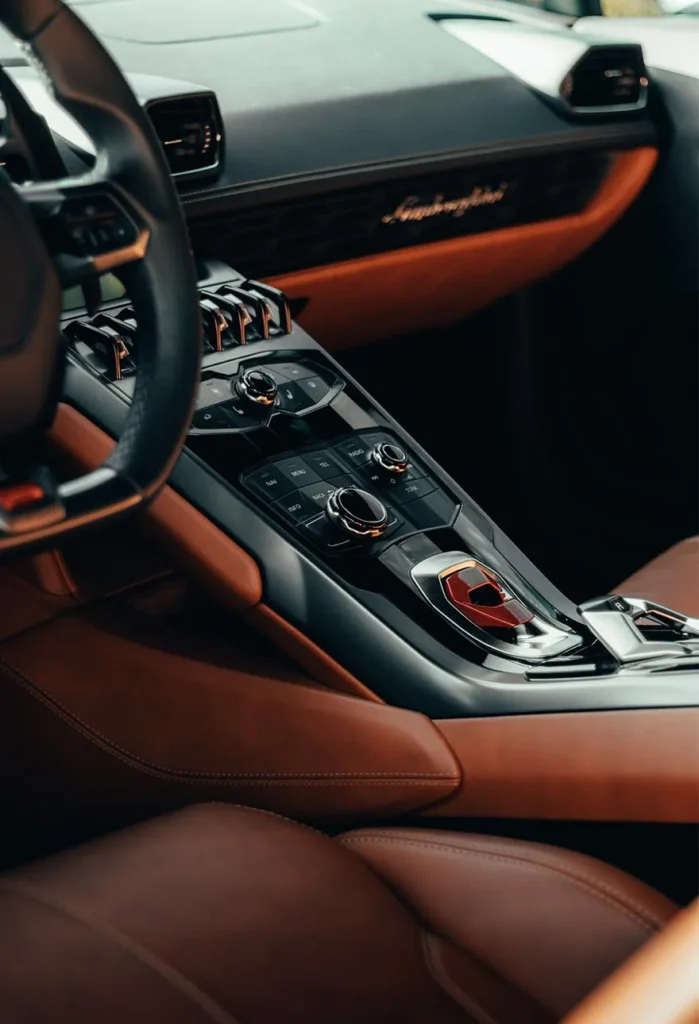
[563, 47, 647, 111]
[146, 93, 222, 179]
[189, 152, 610, 280]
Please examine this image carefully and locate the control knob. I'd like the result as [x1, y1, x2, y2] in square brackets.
[371, 441, 409, 474]
[236, 368, 277, 407]
[326, 487, 389, 539]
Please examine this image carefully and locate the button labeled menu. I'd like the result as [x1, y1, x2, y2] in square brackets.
[275, 457, 320, 489]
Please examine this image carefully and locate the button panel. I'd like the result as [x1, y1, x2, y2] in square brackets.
[190, 358, 342, 432]
[241, 430, 458, 552]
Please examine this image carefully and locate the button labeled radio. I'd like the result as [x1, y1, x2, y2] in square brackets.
[334, 437, 372, 467]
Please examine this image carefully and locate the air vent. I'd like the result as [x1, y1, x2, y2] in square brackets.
[562, 47, 647, 113]
[146, 93, 222, 179]
[189, 152, 610, 280]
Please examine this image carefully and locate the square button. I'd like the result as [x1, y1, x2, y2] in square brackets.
[273, 492, 316, 523]
[197, 379, 232, 407]
[275, 457, 321, 489]
[390, 477, 437, 506]
[276, 381, 306, 413]
[300, 474, 355, 510]
[402, 490, 458, 529]
[300, 481, 337, 509]
[297, 376, 331, 406]
[192, 406, 231, 430]
[304, 450, 345, 479]
[270, 362, 316, 381]
[334, 436, 373, 468]
[245, 465, 294, 501]
[220, 399, 257, 429]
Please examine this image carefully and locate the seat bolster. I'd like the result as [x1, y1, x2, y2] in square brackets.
[616, 537, 699, 617]
[0, 805, 465, 1024]
[340, 828, 678, 1020]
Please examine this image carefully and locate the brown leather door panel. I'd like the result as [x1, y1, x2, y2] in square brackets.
[426, 710, 699, 823]
[0, 600, 459, 830]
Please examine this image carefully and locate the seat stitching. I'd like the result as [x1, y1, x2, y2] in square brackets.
[339, 835, 664, 931]
[202, 800, 329, 839]
[0, 880, 243, 1024]
[421, 930, 500, 1024]
[0, 659, 457, 783]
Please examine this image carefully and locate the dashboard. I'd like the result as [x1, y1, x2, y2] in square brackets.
[3, 1, 684, 330]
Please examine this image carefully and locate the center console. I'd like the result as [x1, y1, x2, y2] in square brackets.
[61, 262, 699, 717]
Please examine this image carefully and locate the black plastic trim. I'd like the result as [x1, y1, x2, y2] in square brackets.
[62, 328, 698, 719]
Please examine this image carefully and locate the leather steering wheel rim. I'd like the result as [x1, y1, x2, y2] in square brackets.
[0, 0, 201, 551]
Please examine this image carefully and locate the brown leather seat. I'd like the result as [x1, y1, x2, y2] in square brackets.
[616, 536, 699, 618]
[0, 804, 678, 1023]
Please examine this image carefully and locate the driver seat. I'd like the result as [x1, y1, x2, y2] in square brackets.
[0, 803, 678, 1023]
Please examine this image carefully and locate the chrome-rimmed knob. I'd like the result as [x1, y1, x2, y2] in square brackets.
[236, 368, 277, 407]
[372, 441, 409, 474]
[326, 487, 389, 539]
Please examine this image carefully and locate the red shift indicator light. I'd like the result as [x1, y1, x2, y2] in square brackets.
[443, 564, 534, 630]
[0, 482, 46, 513]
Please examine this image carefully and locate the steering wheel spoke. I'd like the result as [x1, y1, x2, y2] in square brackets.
[0, 0, 200, 556]
[17, 175, 150, 286]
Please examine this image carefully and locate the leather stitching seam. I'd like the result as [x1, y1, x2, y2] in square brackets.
[0, 659, 457, 786]
[202, 801, 329, 839]
[421, 931, 500, 1024]
[0, 879, 242, 1024]
[339, 835, 665, 932]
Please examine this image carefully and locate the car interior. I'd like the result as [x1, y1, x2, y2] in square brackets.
[0, 0, 697, 1021]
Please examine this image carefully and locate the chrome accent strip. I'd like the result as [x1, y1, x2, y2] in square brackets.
[580, 595, 699, 666]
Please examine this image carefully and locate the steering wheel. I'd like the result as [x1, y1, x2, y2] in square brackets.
[0, 0, 201, 553]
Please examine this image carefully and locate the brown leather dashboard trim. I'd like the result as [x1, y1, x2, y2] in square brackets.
[49, 404, 263, 612]
[562, 901, 699, 1024]
[425, 709, 699, 823]
[269, 147, 658, 350]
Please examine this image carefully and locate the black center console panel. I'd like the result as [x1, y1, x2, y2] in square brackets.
[61, 264, 698, 717]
